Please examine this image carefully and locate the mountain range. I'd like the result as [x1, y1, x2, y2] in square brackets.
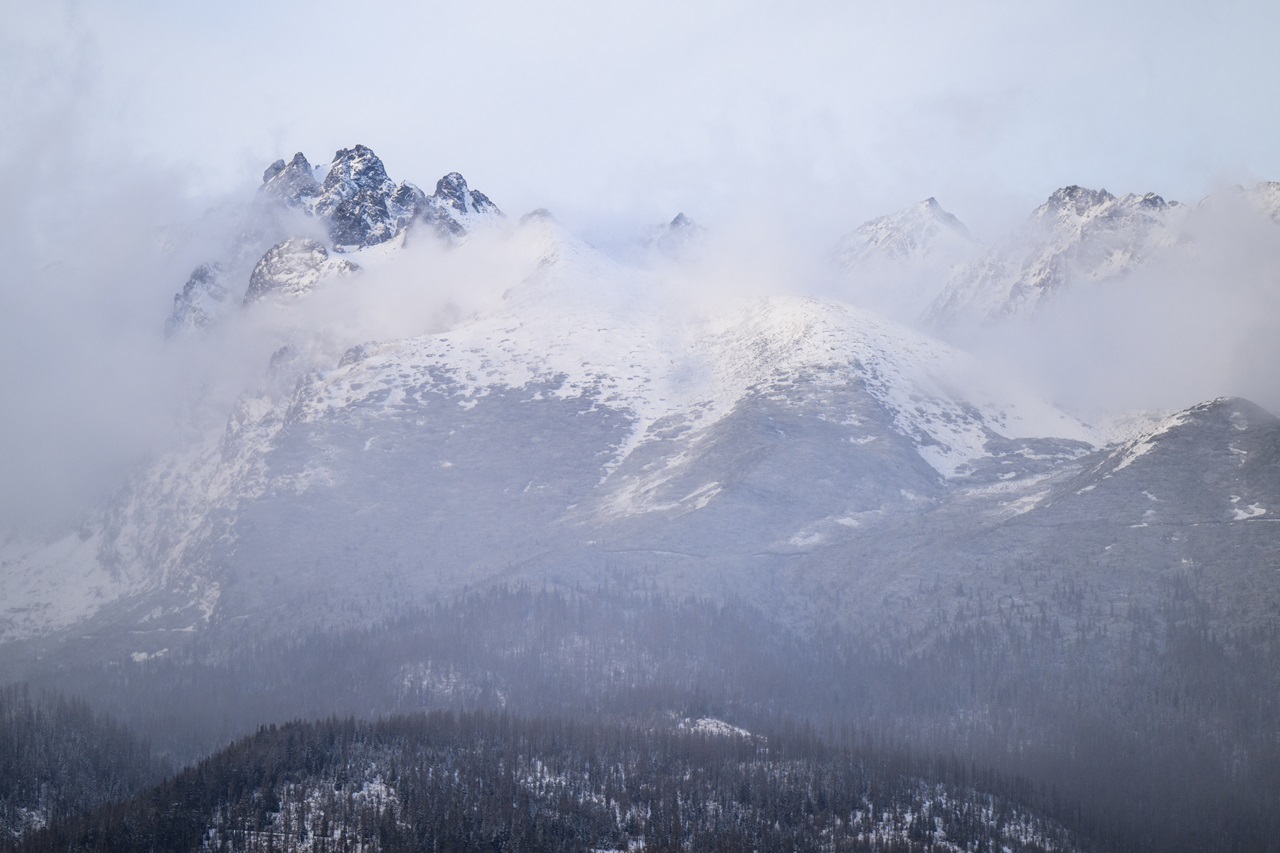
[3, 145, 1279, 851]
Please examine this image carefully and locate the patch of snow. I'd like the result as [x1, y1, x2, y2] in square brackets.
[0, 532, 131, 643]
[681, 717, 754, 738]
[1109, 410, 1190, 473]
[1230, 496, 1266, 520]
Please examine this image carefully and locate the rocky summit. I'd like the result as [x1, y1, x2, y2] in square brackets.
[166, 145, 502, 332]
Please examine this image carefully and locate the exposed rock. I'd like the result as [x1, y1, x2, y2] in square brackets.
[166, 263, 232, 334]
[243, 237, 360, 304]
[261, 152, 321, 207]
[646, 212, 708, 260]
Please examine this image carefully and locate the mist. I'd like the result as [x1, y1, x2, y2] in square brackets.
[949, 189, 1280, 420]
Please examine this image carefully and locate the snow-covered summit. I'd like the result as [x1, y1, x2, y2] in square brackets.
[925, 185, 1182, 328]
[835, 197, 973, 267]
[833, 197, 977, 323]
[167, 146, 502, 331]
[261, 152, 323, 206]
[645, 212, 708, 261]
[312, 144, 418, 252]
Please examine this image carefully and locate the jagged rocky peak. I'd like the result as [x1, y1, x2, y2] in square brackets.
[1033, 185, 1176, 229]
[261, 152, 321, 206]
[666, 212, 703, 234]
[433, 171, 501, 218]
[313, 144, 413, 252]
[1133, 191, 1171, 210]
[167, 262, 232, 334]
[925, 184, 1185, 329]
[407, 171, 503, 243]
[165, 145, 505, 331]
[259, 145, 506, 252]
[243, 237, 360, 305]
[646, 211, 708, 260]
[1040, 184, 1115, 217]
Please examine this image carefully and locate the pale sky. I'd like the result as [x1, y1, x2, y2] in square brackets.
[7, 0, 1280, 242]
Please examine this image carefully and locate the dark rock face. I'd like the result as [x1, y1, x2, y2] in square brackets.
[167, 145, 501, 329]
[406, 172, 504, 243]
[314, 145, 419, 252]
[244, 237, 360, 304]
[260, 147, 502, 252]
[432, 171, 500, 219]
[261, 152, 321, 207]
[1041, 185, 1116, 218]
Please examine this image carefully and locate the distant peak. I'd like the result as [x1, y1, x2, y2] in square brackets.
[326, 145, 388, 180]
[1135, 192, 1169, 210]
[332, 144, 378, 162]
[262, 152, 313, 185]
[1045, 185, 1115, 214]
[436, 172, 468, 195]
[664, 213, 706, 234]
[521, 208, 555, 224]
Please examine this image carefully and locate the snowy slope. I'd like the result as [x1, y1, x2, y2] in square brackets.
[5, 155, 1279, 663]
[834, 197, 977, 322]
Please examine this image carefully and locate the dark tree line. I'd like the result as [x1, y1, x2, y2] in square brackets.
[10, 711, 1078, 853]
[10, 583, 1280, 852]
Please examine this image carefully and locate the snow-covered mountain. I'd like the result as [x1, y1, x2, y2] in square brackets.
[913, 180, 1280, 334]
[645, 212, 707, 260]
[3, 149, 1279, 673]
[836, 197, 974, 267]
[925, 186, 1182, 328]
[833, 197, 977, 322]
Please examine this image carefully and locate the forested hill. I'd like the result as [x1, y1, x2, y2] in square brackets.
[0, 686, 163, 841]
[15, 585, 1280, 852]
[10, 711, 1085, 853]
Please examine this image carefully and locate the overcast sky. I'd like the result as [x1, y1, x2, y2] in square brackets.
[7, 0, 1280, 243]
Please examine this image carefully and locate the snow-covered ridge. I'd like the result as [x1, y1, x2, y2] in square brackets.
[926, 185, 1183, 328]
[284, 218, 1096, 481]
[835, 197, 974, 267]
[833, 197, 978, 324]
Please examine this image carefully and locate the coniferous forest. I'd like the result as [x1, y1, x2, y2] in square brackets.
[3, 585, 1279, 851]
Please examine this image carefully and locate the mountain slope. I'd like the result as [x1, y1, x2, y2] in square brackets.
[834, 197, 977, 322]
[926, 186, 1182, 328]
[0, 205, 1119, 656]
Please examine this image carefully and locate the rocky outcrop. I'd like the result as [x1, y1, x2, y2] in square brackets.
[243, 238, 360, 304]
